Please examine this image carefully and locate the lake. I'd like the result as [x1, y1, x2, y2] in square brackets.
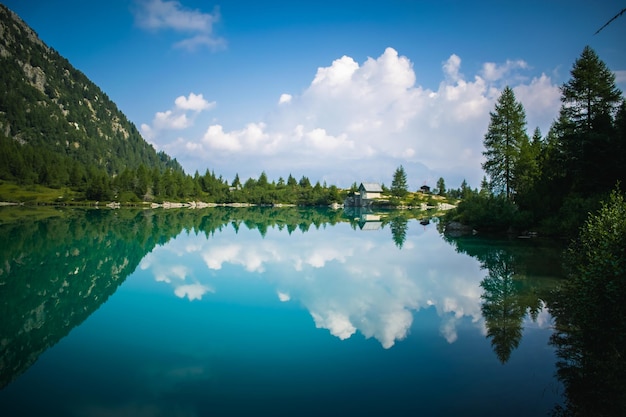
[0, 207, 566, 416]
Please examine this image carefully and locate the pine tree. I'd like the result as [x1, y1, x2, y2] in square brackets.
[287, 174, 298, 187]
[556, 46, 622, 193]
[391, 165, 408, 197]
[482, 86, 528, 200]
[436, 177, 446, 196]
[514, 127, 542, 198]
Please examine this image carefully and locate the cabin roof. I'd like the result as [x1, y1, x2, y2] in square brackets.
[359, 182, 383, 192]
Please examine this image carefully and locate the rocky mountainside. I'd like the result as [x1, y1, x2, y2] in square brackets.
[0, 4, 181, 187]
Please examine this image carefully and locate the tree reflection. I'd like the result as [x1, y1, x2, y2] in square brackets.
[549, 288, 626, 416]
[479, 249, 525, 363]
[0, 209, 179, 388]
[548, 190, 626, 416]
[442, 234, 563, 363]
[1, 205, 420, 388]
[389, 217, 409, 248]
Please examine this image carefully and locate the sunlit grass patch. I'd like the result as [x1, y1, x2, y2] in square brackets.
[0, 181, 83, 204]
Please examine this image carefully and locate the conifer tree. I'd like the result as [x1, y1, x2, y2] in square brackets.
[436, 177, 446, 196]
[391, 165, 408, 197]
[482, 86, 528, 200]
[232, 173, 241, 189]
[555, 46, 622, 193]
[514, 127, 542, 199]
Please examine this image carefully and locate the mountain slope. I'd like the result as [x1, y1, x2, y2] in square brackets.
[0, 4, 182, 188]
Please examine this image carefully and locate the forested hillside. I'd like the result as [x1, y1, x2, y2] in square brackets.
[0, 4, 182, 192]
[0, 4, 347, 205]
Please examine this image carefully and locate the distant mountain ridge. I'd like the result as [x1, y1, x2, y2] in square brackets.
[0, 3, 182, 188]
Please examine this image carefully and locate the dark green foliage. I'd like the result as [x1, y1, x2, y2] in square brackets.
[553, 46, 622, 195]
[85, 170, 112, 201]
[529, 47, 623, 234]
[450, 193, 527, 231]
[563, 188, 626, 322]
[613, 100, 626, 186]
[549, 188, 626, 416]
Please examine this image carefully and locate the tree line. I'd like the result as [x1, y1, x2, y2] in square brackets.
[449, 46, 626, 236]
[78, 166, 343, 206]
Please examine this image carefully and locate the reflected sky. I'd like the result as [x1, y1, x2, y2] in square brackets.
[0, 214, 564, 417]
[138, 220, 546, 349]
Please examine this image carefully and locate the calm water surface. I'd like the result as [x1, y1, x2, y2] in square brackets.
[0, 208, 565, 416]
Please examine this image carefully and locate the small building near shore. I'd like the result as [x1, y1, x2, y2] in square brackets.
[359, 182, 383, 200]
[345, 182, 384, 207]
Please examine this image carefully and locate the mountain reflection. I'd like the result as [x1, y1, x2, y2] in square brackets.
[1, 206, 565, 393]
[0, 209, 186, 388]
[0, 206, 422, 388]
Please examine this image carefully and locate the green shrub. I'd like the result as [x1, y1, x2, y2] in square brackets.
[452, 194, 526, 231]
[116, 191, 140, 203]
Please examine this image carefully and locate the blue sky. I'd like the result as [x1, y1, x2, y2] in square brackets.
[4, 0, 626, 189]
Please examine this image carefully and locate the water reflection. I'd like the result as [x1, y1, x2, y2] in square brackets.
[0, 209, 171, 388]
[140, 211, 553, 352]
[1, 206, 564, 396]
[1, 205, 432, 389]
[443, 234, 564, 363]
[388, 216, 409, 248]
[548, 262, 626, 416]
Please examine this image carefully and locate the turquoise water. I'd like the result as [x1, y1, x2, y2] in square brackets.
[0, 209, 563, 416]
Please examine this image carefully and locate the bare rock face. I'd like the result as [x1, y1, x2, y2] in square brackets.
[20, 61, 47, 93]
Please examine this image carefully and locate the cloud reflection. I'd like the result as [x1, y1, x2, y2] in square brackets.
[142, 221, 488, 347]
[174, 284, 213, 301]
[277, 291, 290, 302]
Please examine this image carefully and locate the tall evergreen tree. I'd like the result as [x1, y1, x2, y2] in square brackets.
[514, 127, 542, 199]
[232, 173, 241, 189]
[391, 165, 408, 197]
[287, 174, 298, 187]
[482, 86, 528, 200]
[436, 177, 446, 196]
[555, 46, 622, 193]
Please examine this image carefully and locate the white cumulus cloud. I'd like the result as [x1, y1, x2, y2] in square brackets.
[154, 110, 190, 130]
[156, 48, 562, 189]
[141, 92, 215, 146]
[278, 94, 292, 104]
[175, 92, 215, 112]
